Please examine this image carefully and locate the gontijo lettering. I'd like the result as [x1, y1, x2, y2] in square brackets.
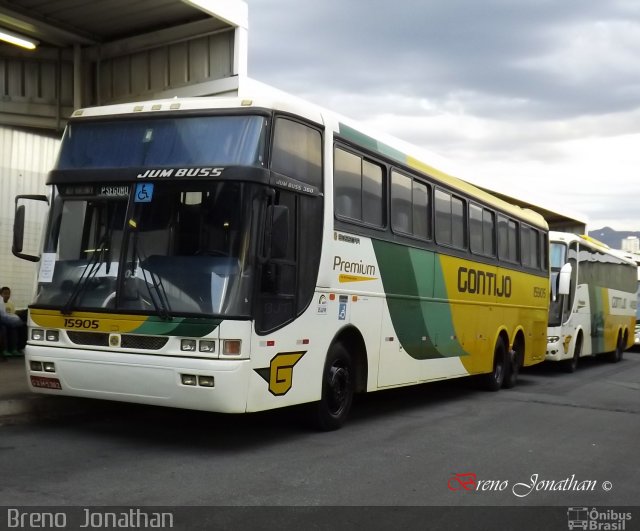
[457, 266, 512, 298]
[333, 256, 376, 276]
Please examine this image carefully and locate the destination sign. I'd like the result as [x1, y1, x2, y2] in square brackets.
[99, 185, 130, 197]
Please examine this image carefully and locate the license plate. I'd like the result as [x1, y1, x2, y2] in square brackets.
[30, 375, 62, 390]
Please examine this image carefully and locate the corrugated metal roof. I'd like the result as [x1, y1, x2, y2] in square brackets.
[0, 0, 227, 47]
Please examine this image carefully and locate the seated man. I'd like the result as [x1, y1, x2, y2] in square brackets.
[0, 287, 26, 356]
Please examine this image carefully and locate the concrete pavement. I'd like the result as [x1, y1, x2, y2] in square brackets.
[3, 348, 639, 425]
[0, 356, 93, 424]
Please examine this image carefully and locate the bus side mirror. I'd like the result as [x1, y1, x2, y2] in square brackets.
[13, 194, 49, 262]
[558, 262, 572, 296]
[263, 205, 289, 261]
[13, 205, 25, 254]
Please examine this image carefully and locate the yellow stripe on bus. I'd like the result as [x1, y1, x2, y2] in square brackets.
[30, 308, 148, 333]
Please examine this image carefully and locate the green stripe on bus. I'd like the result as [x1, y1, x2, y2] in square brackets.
[339, 123, 407, 165]
[133, 316, 221, 337]
[372, 240, 468, 359]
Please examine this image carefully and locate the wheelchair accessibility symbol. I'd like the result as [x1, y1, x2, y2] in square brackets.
[135, 183, 154, 203]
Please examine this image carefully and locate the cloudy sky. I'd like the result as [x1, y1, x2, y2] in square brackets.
[246, 0, 640, 231]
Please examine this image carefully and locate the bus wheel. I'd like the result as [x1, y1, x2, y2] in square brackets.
[314, 342, 354, 431]
[482, 339, 507, 392]
[607, 333, 624, 363]
[502, 347, 521, 389]
[562, 334, 582, 373]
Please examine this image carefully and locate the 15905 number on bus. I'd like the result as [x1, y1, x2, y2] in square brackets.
[63, 318, 99, 329]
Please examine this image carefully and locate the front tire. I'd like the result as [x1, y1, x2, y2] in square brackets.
[313, 343, 354, 431]
[562, 334, 582, 373]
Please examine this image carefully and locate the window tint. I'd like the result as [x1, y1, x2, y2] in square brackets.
[498, 215, 518, 263]
[391, 171, 412, 234]
[435, 189, 451, 244]
[435, 188, 465, 248]
[521, 225, 540, 268]
[483, 209, 496, 256]
[451, 196, 465, 248]
[363, 160, 384, 226]
[334, 146, 384, 227]
[413, 180, 430, 239]
[541, 232, 549, 271]
[470, 204, 495, 256]
[334, 148, 361, 220]
[391, 170, 431, 239]
[469, 204, 483, 254]
[271, 118, 322, 188]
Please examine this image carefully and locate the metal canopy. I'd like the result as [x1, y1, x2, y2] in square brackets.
[0, 0, 248, 130]
[478, 186, 587, 234]
[0, 0, 225, 48]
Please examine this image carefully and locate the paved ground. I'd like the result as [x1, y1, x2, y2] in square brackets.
[0, 356, 99, 423]
[1, 351, 638, 530]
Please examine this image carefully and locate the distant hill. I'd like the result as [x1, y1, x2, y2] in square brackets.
[588, 227, 640, 249]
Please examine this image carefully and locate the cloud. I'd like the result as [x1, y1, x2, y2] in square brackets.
[246, 0, 640, 230]
[250, 0, 640, 117]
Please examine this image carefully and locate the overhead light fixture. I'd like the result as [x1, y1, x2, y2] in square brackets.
[0, 28, 38, 50]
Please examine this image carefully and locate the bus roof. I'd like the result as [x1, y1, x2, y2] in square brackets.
[70, 82, 548, 230]
[550, 231, 639, 266]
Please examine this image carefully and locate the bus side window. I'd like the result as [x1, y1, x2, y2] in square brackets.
[257, 191, 297, 332]
[334, 146, 385, 227]
[257, 119, 324, 334]
[271, 117, 322, 188]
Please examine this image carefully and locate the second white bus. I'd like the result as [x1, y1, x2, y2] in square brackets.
[546, 232, 636, 371]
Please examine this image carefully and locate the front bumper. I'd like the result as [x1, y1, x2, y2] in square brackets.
[26, 344, 250, 413]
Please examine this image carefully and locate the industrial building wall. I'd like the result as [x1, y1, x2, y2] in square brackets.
[1, 26, 238, 129]
[0, 126, 60, 309]
[0, 50, 75, 131]
[96, 30, 235, 104]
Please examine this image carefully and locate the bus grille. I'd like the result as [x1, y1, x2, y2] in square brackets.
[121, 335, 169, 350]
[67, 331, 169, 350]
[67, 331, 108, 347]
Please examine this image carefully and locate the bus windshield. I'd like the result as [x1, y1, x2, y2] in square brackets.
[548, 242, 567, 327]
[56, 115, 267, 169]
[35, 181, 264, 318]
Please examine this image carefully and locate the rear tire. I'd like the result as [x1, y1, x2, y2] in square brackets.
[313, 342, 354, 431]
[482, 339, 507, 392]
[502, 347, 521, 389]
[607, 333, 624, 363]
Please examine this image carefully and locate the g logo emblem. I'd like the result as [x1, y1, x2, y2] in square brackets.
[255, 352, 306, 396]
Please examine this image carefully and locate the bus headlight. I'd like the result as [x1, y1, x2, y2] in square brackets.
[181, 374, 197, 386]
[180, 339, 196, 352]
[198, 376, 215, 387]
[31, 329, 45, 341]
[199, 340, 215, 353]
[547, 336, 560, 343]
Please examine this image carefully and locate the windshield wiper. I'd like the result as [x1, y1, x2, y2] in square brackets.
[61, 230, 111, 315]
[130, 233, 172, 321]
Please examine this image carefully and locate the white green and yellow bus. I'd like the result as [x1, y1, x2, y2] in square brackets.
[13, 91, 549, 429]
[546, 232, 637, 372]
